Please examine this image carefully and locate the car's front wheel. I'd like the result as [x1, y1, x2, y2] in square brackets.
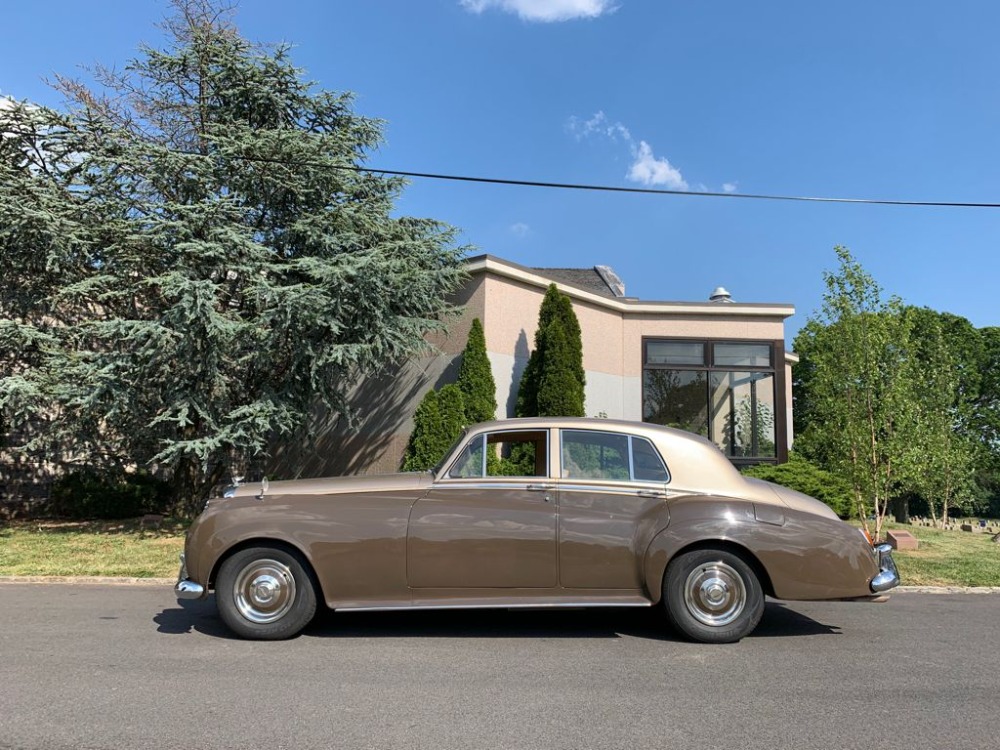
[663, 548, 764, 643]
[216, 546, 318, 640]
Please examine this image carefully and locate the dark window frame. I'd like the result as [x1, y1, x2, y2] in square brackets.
[641, 337, 788, 465]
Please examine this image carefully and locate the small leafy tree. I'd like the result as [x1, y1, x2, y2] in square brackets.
[515, 284, 585, 418]
[456, 318, 496, 424]
[0, 0, 466, 514]
[793, 247, 917, 541]
[901, 310, 977, 523]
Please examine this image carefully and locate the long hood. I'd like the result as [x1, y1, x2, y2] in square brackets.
[227, 472, 434, 499]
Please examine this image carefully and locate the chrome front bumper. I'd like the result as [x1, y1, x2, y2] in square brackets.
[174, 554, 206, 600]
[870, 543, 900, 593]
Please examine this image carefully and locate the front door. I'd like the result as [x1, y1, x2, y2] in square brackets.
[407, 429, 557, 589]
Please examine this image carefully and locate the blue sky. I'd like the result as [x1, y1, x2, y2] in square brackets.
[3, 0, 999, 342]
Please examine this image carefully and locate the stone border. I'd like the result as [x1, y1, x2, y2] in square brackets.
[0, 576, 174, 586]
[0, 577, 998, 594]
[894, 585, 1000, 594]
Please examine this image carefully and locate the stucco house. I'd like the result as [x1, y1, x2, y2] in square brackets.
[270, 254, 796, 478]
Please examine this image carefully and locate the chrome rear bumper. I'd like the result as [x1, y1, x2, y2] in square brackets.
[870, 543, 900, 593]
[174, 554, 206, 600]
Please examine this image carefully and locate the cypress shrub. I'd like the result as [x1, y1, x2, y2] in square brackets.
[516, 284, 585, 417]
[536, 318, 585, 417]
[402, 386, 466, 471]
[456, 318, 497, 424]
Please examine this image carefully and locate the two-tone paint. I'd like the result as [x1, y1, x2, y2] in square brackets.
[178, 417, 895, 613]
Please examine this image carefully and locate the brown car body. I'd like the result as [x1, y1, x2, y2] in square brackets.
[176, 418, 898, 641]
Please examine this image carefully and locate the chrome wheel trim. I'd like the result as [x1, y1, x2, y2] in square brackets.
[683, 561, 747, 627]
[232, 558, 297, 625]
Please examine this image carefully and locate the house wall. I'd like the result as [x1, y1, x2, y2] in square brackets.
[267, 261, 796, 478]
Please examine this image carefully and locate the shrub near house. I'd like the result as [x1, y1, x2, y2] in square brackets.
[741, 454, 854, 519]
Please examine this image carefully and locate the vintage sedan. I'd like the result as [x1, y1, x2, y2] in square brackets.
[175, 417, 899, 643]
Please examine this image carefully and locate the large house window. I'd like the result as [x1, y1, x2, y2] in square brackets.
[642, 340, 781, 463]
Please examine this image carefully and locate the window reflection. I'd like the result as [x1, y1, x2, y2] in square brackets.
[642, 370, 708, 437]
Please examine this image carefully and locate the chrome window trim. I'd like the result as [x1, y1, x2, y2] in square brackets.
[443, 428, 550, 481]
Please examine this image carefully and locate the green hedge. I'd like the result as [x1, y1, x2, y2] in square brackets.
[51, 470, 172, 519]
[741, 454, 854, 519]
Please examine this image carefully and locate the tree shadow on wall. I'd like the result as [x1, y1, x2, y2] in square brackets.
[268, 355, 459, 479]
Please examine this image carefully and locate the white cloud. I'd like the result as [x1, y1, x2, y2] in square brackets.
[566, 111, 630, 142]
[569, 110, 690, 191]
[509, 222, 531, 238]
[460, 0, 617, 23]
[722, 182, 738, 193]
[627, 141, 688, 190]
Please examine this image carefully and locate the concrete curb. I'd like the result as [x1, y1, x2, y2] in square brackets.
[0, 577, 998, 594]
[0, 576, 174, 586]
[894, 585, 1000, 595]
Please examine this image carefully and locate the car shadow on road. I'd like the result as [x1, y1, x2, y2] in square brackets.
[153, 598, 840, 641]
[750, 601, 842, 638]
[153, 597, 235, 638]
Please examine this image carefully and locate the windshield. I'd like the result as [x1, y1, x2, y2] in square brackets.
[431, 428, 469, 476]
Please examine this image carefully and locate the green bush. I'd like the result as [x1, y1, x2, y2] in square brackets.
[516, 284, 585, 417]
[457, 318, 497, 424]
[403, 387, 467, 472]
[50, 470, 172, 519]
[741, 454, 854, 519]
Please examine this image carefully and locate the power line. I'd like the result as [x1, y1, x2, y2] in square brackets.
[333, 164, 1000, 209]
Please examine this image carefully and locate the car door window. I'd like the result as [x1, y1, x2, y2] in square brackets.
[561, 430, 630, 481]
[631, 436, 669, 482]
[561, 430, 670, 483]
[448, 430, 548, 478]
[449, 435, 486, 478]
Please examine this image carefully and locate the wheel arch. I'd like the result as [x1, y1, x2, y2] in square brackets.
[645, 535, 775, 604]
[209, 537, 322, 598]
[667, 540, 774, 599]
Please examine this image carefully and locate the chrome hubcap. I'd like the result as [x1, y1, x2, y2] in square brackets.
[683, 561, 746, 627]
[233, 559, 296, 624]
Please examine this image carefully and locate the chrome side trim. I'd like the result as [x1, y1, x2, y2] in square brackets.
[336, 600, 654, 613]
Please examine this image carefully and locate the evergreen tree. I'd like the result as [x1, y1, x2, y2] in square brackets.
[456, 318, 497, 424]
[402, 391, 443, 472]
[437, 384, 467, 446]
[402, 385, 465, 471]
[515, 284, 585, 417]
[0, 0, 466, 513]
[536, 318, 585, 416]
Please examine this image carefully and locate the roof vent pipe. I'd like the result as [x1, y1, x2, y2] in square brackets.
[709, 286, 733, 303]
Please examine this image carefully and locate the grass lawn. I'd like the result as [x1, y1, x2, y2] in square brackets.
[1, 517, 999, 586]
[880, 521, 1000, 587]
[0, 519, 186, 578]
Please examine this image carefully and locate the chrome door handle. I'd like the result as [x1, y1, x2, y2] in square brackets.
[637, 490, 666, 498]
[527, 483, 554, 502]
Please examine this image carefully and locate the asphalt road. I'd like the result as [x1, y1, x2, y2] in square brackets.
[0, 585, 997, 750]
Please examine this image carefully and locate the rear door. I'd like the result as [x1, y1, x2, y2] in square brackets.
[557, 429, 670, 589]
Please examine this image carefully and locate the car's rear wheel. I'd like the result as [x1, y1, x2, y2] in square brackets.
[216, 546, 317, 640]
[663, 548, 764, 643]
